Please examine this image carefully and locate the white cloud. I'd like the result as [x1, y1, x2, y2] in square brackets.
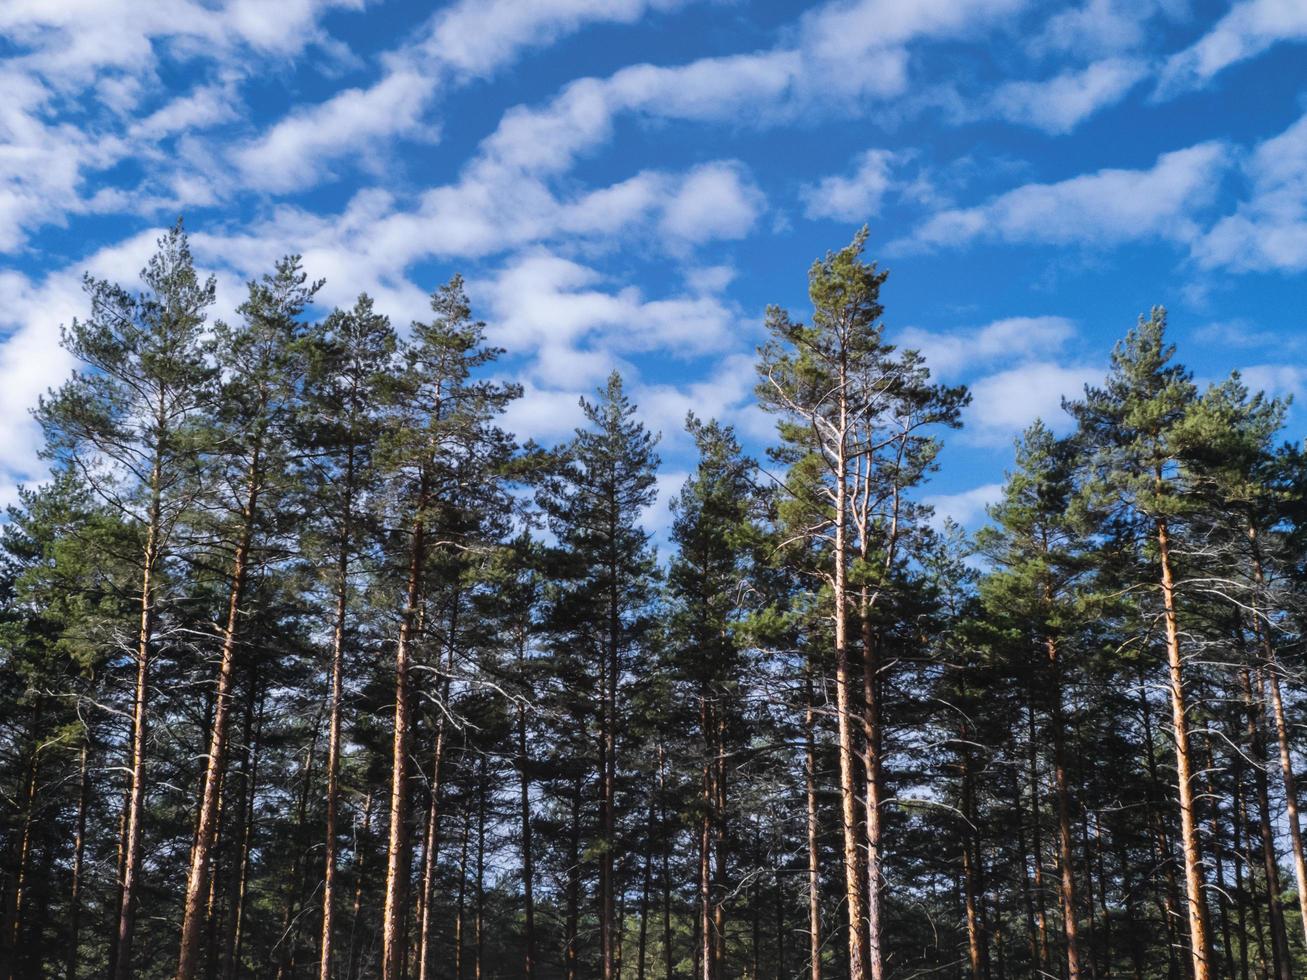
[233, 70, 437, 191]
[897, 316, 1077, 378]
[1157, 0, 1307, 97]
[990, 58, 1146, 134]
[923, 483, 1003, 529]
[801, 149, 899, 221]
[1194, 110, 1307, 273]
[1237, 364, 1307, 402]
[1032, 0, 1187, 58]
[420, 0, 692, 78]
[964, 361, 1101, 445]
[659, 162, 765, 244]
[130, 83, 242, 141]
[899, 142, 1230, 252]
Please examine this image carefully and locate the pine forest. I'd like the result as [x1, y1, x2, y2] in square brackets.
[8, 220, 1307, 980]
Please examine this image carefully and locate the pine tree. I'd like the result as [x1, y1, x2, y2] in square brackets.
[375, 276, 519, 980]
[537, 372, 659, 980]
[36, 221, 216, 980]
[298, 294, 398, 980]
[1068, 309, 1213, 979]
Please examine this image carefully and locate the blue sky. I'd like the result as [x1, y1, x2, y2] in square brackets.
[3, 0, 1307, 533]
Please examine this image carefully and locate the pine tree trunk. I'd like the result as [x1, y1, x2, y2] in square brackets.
[660, 747, 673, 980]
[382, 480, 428, 980]
[67, 739, 89, 980]
[1242, 667, 1291, 978]
[113, 451, 163, 980]
[805, 670, 822, 980]
[320, 458, 355, 980]
[519, 668, 536, 980]
[602, 534, 622, 980]
[2, 723, 39, 980]
[1247, 527, 1307, 948]
[178, 458, 261, 980]
[565, 771, 582, 980]
[476, 761, 486, 980]
[1200, 733, 1239, 980]
[860, 616, 884, 980]
[832, 433, 867, 980]
[1024, 703, 1052, 974]
[1156, 516, 1213, 980]
[1137, 668, 1183, 980]
[638, 784, 655, 980]
[1047, 637, 1084, 980]
[416, 620, 457, 980]
[222, 675, 262, 980]
[346, 790, 375, 980]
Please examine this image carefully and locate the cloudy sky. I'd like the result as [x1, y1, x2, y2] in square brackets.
[3, 0, 1307, 531]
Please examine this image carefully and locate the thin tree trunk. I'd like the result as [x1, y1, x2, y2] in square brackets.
[566, 771, 582, 980]
[861, 621, 884, 980]
[638, 785, 655, 980]
[382, 479, 428, 980]
[1048, 637, 1084, 980]
[416, 616, 457, 980]
[455, 802, 471, 980]
[832, 433, 868, 980]
[178, 457, 261, 980]
[476, 760, 486, 980]
[346, 790, 375, 980]
[519, 659, 537, 980]
[660, 747, 673, 980]
[1242, 667, 1291, 978]
[320, 451, 356, 980]
[222, 675, 262, 980]
[67, 738, 89, 980]
[1156, 515, 1212, 980]
[3, 724, 40, 980]
[1025, 702, 1052, 974]
[1137, 668, 1183, 980]
[113, 451, 162, 980]
[805, 670, 823, 980]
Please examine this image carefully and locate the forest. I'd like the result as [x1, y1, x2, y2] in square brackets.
[2, 219, 1307, 980]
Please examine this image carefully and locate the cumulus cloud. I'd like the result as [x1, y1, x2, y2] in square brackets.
[1193, 110, 1307, 273]
[233, 70, 438, 191]
[898, 142, 1230, 252]
[965, 361, 1101, 445]
[923, 482, 1004, 529]
[801, 150, 900, 221]
[897, 316, 1077, 378]
[990, 58, 1147, 133]
[1157, 0, 1307, 97]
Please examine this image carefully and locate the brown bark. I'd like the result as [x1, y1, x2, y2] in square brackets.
[381, 478, 428, 980]
[1048, 637, 1084, 980]
[1241, 667, 1292, 979]
[68, 739, 89, 980]
[832, 434, 868, 980]
[1137, 669, 1183, 980]
[416, 616, 457, 980]
[222, 675, 262, 980]
[1156, 515, 1213, 980]
[1024, 703, 1052, 974]
[113, 451, 162, 980]
[177, 455, 261, 980]
[2, 723, 39, 980]
[805, 670, 822, 980]
[1246, 526, 1307, 948]
[319, 468, 354, 980]
[519, 659, 537, 980]
[346, 790, 375, 980]
[475, 759, 486, 980]
[565, 770, 582, 980]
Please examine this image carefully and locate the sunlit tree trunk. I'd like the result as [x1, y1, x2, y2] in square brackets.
[1156, 514, 1212, 980]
